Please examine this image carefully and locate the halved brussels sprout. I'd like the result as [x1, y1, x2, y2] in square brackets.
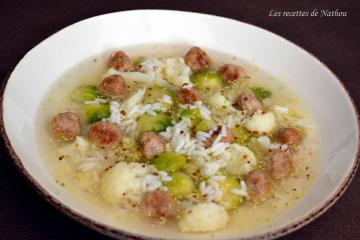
[180, 108, 201, 120]
[151, 152, 187, 172]
[191, 70, 223, 91]
[143, 86, 174, 105]
[232, 127, 252, 146]
[137, 112, 172, 133]
[180, 109, 212, 133]
[165, 172, 195, 199]
[218, 177, 243, 210]
[71, 85, 100, 102]
[84, 104, 110, 123]
[193, 120, 211, 132]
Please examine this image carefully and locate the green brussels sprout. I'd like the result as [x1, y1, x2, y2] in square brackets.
[151, 152, 187, 172]
[84, 104, 110, 123]
[165, 172, 195, 199]
[180, 108, 201, 120]
[71, 85, 100, 103]
[232, 127, 252, 146]
[180, 109, 212, 133]
[143, 86, 174, 106]
[218, 176, 243, 210]
[191, 70, 223, 90]
[193, 120, 211, 132]
[251, 87, 272, 101]
[137, 112, 172, 133]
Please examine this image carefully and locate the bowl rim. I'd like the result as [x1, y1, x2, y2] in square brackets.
[0, 9, 359, 240]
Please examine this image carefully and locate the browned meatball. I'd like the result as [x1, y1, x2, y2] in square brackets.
[246, 170, 272, 202]
[267, 150, 292, 179]
[141, 190, 179, 218]
[184, 47, 210, 73]
[98, 74, 127, 100]
[50, 112, 81, 140]
[218, 64, 245, 82]
[203, 126, 234, 148]
[140, 132, 166, 158]
[107, 50, 132, 71]
[88, 121, 121, 147]
[234, 92, 263, 115]
[277, 127, 302, 149]
[176, 87, 202, 104]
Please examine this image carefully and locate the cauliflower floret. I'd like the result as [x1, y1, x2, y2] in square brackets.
[208, 92, 231, 109]
[164, 58, 191, 87]
[139, 58, 164, 74]
[245, 111, 276, 133]
[223, 144, 257, 176]
[100, 162, 151, 204]
[179, 202, 229, 232]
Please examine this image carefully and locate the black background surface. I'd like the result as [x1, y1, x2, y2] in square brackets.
[0, 0, 359, 239]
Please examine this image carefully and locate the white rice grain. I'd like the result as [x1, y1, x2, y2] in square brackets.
[231, 180, 248, 197]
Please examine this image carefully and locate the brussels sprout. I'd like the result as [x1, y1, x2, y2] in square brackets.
[71, 85, 100, 103]
[251, 87, 272, 101]
[165, 172, 195, 199]
[151, 152, 187, 172]
[143, 86, 174, 105]
[218, 177, 243, 210]
[137, 112, 172, 133]
[180, 108, 201, 120]
[180, 109, 212, 133]
[84, 104, 110, 123]
[191, 70, 223, 91]
[232, 127, 252, 146]
[193, 120, 211, 132]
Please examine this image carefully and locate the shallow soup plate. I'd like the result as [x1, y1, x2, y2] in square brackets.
[1, 10, 359, 240]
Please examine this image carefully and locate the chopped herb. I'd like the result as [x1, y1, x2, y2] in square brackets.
[251, 87, 272, 100]
[56, 180, 65, 187]
[133, 57, 145, 66]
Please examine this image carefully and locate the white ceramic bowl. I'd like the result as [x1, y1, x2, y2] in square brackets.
[1, 10, 359, 240]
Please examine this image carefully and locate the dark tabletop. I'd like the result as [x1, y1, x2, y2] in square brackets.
[0, 0, 359, 239]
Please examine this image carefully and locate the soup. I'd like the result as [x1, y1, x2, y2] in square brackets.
[37, 44, 319, 237]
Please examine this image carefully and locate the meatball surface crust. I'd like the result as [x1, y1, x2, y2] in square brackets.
[234, 92, 263, 116]
[139, 132, 166, 158]
[184, 47, 210, 73]
[176, 87, 202, 104]
[277, 127, 302, 149]
[141, 190, 179, 218]
[267, 150, 292, 179]
[98, 74, 127, 100]
[218, 64, 245, 82]
[88, 121, 121, 147]
[107, 50, 132, 71]
[50, 112, 81, 140]
[246, 170, 272, 202]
